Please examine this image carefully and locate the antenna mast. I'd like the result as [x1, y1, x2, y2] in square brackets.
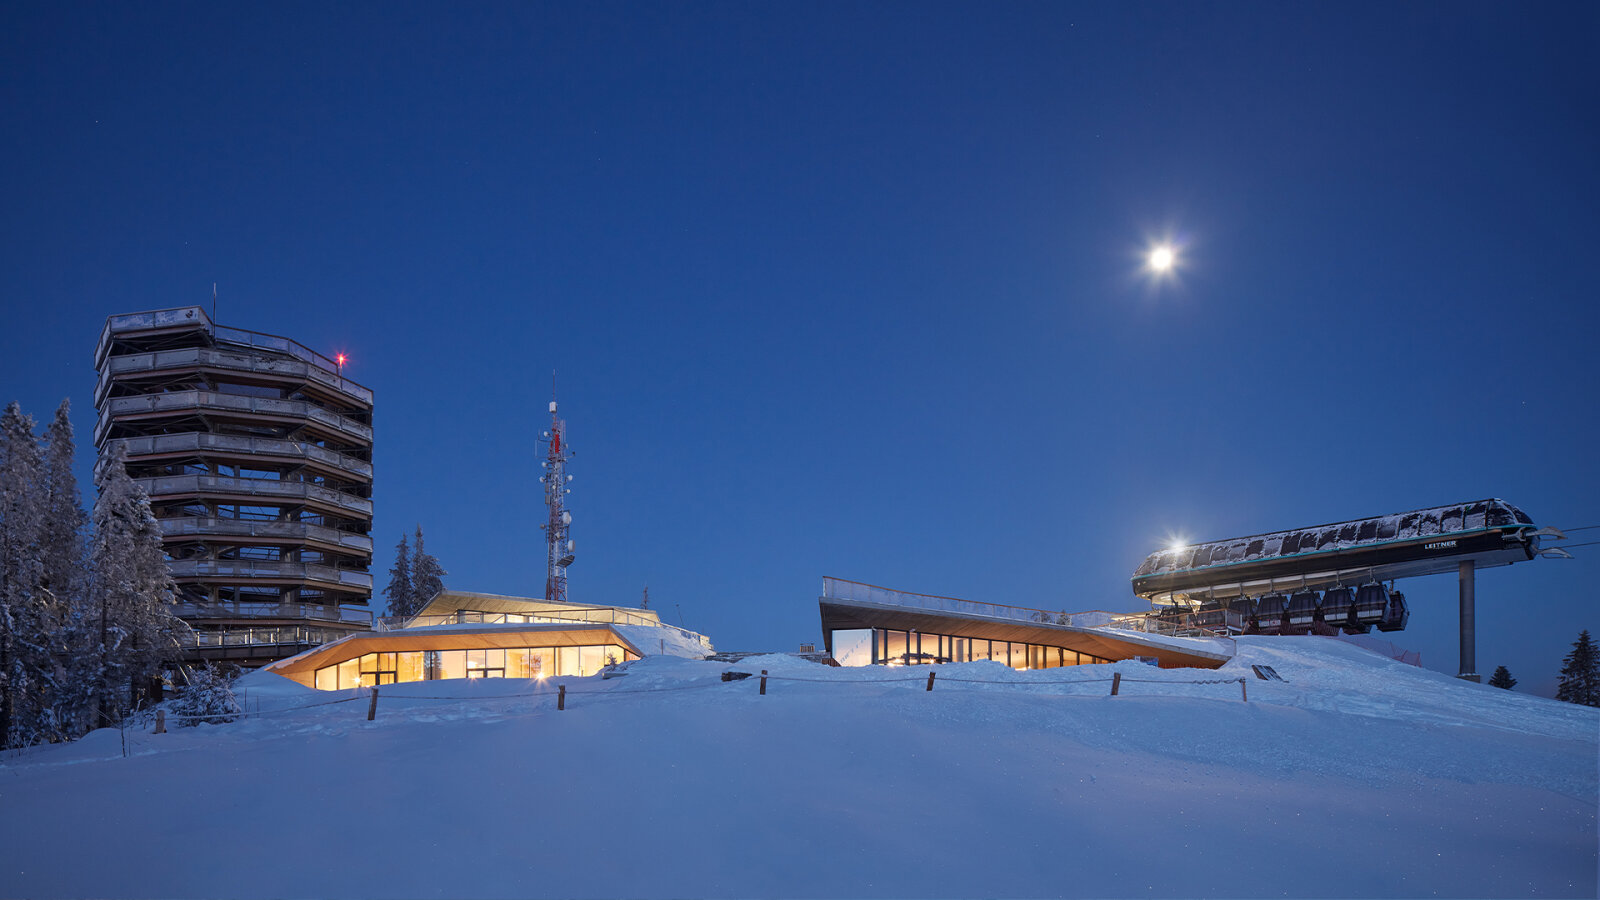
[539, 378, 575, 602]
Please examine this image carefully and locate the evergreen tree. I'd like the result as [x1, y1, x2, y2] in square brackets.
[86, 445, 188, 728]
[1487, 665, 1517, 690]
[39, 401, 86, 608]
[409, 525, 446, 615]
[0, 402, 50, 747]
[1555, 630, 1599, 707]
[35, 401, 87, 739]
[169, 663, 242, 726]
[383, 533, 413, 618]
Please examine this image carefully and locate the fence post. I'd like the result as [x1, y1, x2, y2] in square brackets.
[367, 686, 379, 721]
[926, 671, 936, 691]
[1241, 678, 1248, 702]
[760, 670, 768, 695]
[154, 710, 166, 734]
[1111, 672, 1122, 696]
[558, 684, 566, 711]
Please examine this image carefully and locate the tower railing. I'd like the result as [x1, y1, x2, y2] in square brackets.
[105, 433, 373, 479]
[97, 391, 373, 445]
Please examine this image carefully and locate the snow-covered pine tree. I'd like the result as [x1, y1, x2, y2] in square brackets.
[1487, 665, 1517, 690]
[409, 525, 446, 616]
[0, 402, 51, 747]
[383, 533, 413, 618]
[38, 400, 89, 738]
[1555, 630, 1599, 707]
[169, 663, 242, 726]
[87, 444, 189, 728]
[39, 401, 86, 611]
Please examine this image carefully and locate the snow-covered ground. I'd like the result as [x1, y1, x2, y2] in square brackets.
[2, 637, 1594, 899]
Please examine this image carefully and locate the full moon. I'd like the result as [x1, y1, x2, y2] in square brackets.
[1149, 245, 1176, 273]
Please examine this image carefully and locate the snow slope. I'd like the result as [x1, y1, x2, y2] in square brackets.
[2, 637, 1593, 899]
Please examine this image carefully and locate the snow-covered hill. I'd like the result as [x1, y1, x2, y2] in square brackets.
[3, 637, 1594, 899]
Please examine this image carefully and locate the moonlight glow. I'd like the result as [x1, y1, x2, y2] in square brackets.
[1149, 245, 1176, 273]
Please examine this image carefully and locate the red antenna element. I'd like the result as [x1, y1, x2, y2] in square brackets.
[539, 381, 575, 602]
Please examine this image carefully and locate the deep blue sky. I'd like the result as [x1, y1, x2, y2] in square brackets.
[3, 2, 1595, 695]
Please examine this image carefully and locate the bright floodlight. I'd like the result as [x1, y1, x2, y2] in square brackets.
[1149, 245, 1176, 273]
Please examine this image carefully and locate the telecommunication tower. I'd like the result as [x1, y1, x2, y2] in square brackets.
[538, 396, 575, 602]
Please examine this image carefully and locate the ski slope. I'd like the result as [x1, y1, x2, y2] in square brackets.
[2, 637, 1593, 898]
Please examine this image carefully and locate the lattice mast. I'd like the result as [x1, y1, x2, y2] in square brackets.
[539, 395, 575, 602]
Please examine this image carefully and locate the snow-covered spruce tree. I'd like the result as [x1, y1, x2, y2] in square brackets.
[39, 400, 91, 737]
[169, 663, 242, 726]
[1555, 630, 1599, 707]
[39, 401, 86, 612]
[383, 533, 413, 618]
[1487, 666, 1517, 690]
[86, 445, 189, 728]
[0, 402, 53, 747]
[409, 525, 446, 615]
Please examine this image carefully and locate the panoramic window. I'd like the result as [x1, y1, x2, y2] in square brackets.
[311, 643, 636, 689]
[832, 629, 872, 666]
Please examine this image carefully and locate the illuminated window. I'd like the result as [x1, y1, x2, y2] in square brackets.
[578, 645, 605, 677]
[397, 651, 424, 683]
[467, 648, 505, 678]
[529, 647, 554, 678]
[438, 650, 466, 680]
[884, 631, 908, 665]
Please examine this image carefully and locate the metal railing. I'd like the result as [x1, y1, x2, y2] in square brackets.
[158, 517, 373, 554]
[133, 474, 373, 517]
[97, 308, 371, 402]
[186, 624, 353, 649]
[105, 432, 373, 479]
[97, 390, 372, 445]
[374, 608, 715, 651]
[174, 601, 372, 625]
[378, 607, 663, 631]
[167, 559, 374, 590]
[821, 577, 1117, 629]
[97, 346, 373, 407]
[1099, 611, 1230, 640]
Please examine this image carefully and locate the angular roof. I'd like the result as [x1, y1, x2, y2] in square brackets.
[1131, 499, 1539, 601]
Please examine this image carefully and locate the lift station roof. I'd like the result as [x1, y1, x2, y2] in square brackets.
[1131, 499, 1541, 604]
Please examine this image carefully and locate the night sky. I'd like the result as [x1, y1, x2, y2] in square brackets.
[4, 3, 1595, 695]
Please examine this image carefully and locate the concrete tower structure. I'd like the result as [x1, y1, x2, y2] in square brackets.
[94, 306, 374, 665]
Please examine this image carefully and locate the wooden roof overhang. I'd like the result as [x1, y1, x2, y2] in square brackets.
[266, 623, 644, 683]
[818, 598, 1230, 670]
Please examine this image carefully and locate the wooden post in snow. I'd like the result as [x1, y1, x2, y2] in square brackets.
[154, 710, 166, 734]
[1111, 672, 1122, 696]
[558, 684, 566, 711]
[926, 671, 936, 691]
[760, 670, 768, 695]
[1241, 678, 1248, 702]
[367, 686, 379, 721]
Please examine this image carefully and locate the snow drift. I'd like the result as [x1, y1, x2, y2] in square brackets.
[1, 637, 1593, 898]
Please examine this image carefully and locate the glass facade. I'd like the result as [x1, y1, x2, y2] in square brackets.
[313, 643, 635, 690]
[830, 628, 1109, 669]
